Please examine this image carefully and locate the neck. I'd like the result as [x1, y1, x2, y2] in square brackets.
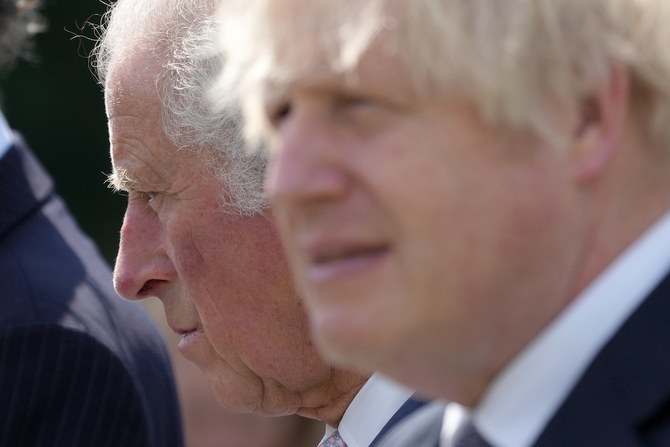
[296, 372, 368, 427]
[571, 137, 670, 300]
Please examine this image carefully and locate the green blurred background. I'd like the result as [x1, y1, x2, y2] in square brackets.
[0, 0, 123, 264]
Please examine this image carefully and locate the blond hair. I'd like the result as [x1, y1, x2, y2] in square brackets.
[217, 0, 670, 148]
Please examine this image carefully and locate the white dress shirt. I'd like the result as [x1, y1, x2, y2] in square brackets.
[0, 111, 13, 159]
[321, 373, 414, 447]
[442, 209, 670, 447]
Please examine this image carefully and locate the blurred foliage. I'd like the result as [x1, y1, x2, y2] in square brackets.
[0, 0, 124, 264]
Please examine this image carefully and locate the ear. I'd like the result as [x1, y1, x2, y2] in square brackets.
[572, 63, 630, 183]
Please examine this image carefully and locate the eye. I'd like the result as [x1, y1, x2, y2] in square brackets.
[332, 94, 381, 123]
[331, 93, 378, 118]
[341, 95, 373, 108]
[126, 190, 159, 205]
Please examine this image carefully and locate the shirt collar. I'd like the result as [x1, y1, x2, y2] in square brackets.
[446, 209, 670, 447]
[0, 111, 13, 159]
[322, 373, 414, 447]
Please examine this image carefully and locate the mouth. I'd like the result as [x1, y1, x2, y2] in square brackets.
[304, 241, 390, 283]
[167, 320, 206, 348]
[167, 321, 197, 336]
[176, 327, 206, 352]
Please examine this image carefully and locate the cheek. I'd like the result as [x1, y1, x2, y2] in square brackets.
[167, 212, 306, 348]
[164, 214, 238, 343]
[165, 214, 216, 300]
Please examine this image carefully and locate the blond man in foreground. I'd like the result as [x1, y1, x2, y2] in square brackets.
[217, 1, 670, 445]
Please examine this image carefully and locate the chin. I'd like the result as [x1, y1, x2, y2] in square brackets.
[312, 316, 387, 374]
[219, 394, 300, 418]
[206, 377, 263, 414]
[253, 405, 300, 418]
[209, 377, 302, 418]
[319, 304, 420, 378]
[211, 393, 260, 414]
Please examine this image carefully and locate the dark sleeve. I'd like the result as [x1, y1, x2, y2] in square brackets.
[0, 325, 151, 447]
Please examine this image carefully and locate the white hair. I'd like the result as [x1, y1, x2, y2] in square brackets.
[94, 0, 267, 216]
[217, 0, 670, 150]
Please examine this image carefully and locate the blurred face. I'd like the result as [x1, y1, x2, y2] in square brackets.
[262, 39, 586, 400]
[105, 52, 353, 417]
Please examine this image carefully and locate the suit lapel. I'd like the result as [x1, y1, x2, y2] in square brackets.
[371, 399, 444, 447]
[534, 272, 670, 446]
[370, 395, 431, 446]
[0, 137, 54, 240]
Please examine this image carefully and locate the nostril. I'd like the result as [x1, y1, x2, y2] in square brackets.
[138, 279, 163, 298]
[113, 274, 160, 301]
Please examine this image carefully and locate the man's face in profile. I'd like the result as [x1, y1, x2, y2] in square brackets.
[106, 50, 337, 416]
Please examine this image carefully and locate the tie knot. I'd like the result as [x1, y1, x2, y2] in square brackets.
[451, 419, 491, 447]
[319, 430, 347, 447]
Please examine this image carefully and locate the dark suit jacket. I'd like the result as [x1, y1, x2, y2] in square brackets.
[533, 271, 670, 446]
[0, 138, 184, 446]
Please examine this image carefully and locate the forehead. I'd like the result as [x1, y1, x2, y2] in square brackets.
[105, 50, 163, 118]
[259, 33, 414, 108]
[105, 50, 180, 180]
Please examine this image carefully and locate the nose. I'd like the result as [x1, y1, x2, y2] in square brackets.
[113, 201, 174, 300]
[265, 107, 349, 210]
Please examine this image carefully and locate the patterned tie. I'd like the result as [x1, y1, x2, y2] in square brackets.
[319, 430, 347, 447]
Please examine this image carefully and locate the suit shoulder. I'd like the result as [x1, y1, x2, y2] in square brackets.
[0, 325, 151, 446]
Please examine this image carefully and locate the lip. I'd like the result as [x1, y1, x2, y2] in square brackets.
[167, 320, 196, 336]
[301, 237, 390, 283]
[177, 328, 206, 352]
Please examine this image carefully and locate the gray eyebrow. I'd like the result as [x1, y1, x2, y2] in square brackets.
[105, 166, 135, 192]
